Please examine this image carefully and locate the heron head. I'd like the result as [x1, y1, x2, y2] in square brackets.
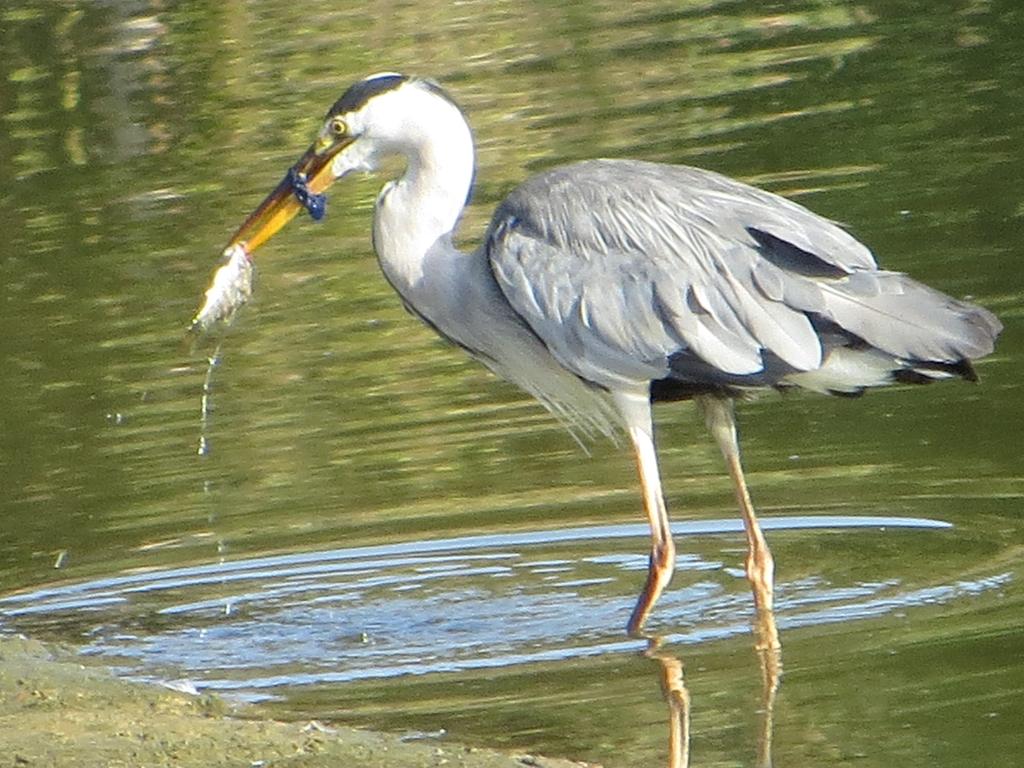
[224, 73, 467, 256]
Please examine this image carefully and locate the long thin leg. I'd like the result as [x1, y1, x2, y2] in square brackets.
[615, 391, 675, 636]
[697, 396, 779, 648]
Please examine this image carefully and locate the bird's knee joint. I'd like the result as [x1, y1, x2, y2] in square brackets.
[651, 540, 676, 570]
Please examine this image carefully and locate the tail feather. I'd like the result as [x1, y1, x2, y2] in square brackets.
[817, 271, 1001, 365]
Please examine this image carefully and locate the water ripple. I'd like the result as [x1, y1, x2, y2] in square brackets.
[0, 514, 992, 703]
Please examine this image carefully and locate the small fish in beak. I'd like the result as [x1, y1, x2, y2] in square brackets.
[189, 243, 255, 335]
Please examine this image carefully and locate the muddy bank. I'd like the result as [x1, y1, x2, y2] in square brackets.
[0, 634, 597, 768]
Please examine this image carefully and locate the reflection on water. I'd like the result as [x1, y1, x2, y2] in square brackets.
[3, 516, 1013, 766]
[647, 622, 780, 768]
[1, 1, 1022, 766]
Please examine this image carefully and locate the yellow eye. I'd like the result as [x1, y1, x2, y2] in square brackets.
[328, 117, 347, 136]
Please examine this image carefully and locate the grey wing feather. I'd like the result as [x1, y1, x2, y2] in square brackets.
[486, 159, 1000, 393]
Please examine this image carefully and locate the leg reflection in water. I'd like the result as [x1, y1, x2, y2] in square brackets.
[644, 607, 781, 768]
[753, 609, 782, 768]
[644, 637, 690, 768]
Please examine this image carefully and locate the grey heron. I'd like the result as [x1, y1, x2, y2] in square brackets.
[222, 73, 1001, 637]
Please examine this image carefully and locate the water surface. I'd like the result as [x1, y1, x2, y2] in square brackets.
[1, 2, 1021, 766]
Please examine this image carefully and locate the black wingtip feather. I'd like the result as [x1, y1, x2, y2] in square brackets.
[894, 358, 979, 385]
[746, 227, 850, 279]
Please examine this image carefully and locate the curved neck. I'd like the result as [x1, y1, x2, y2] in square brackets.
[372, 103, 475, 295]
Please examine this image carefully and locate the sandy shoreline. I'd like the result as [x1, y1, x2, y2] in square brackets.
[0, 634, 596, 768]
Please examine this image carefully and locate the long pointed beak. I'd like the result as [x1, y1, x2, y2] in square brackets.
[226, 140, 346, 255]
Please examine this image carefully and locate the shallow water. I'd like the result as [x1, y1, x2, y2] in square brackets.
[1, 2, 1022, 766]
[0, 516, 961, 691]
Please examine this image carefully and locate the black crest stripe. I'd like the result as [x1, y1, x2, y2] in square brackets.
[327, 74, 408, 117]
